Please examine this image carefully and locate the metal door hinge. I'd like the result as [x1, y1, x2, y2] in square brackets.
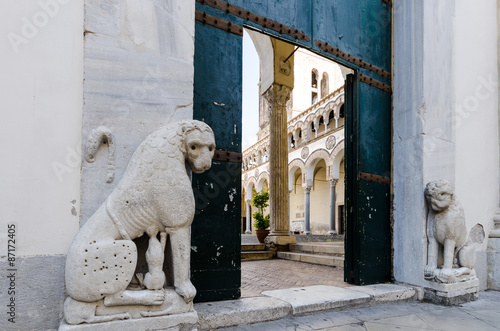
[359, 172, 390, 185]
[213, 150, 242, 163]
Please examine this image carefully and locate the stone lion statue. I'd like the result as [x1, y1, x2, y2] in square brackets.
[63, 120, 215, 325]
[424, 180, 484, 284]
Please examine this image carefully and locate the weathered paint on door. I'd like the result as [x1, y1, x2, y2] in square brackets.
[191, 18, 242, 302]
[192, 0, 392, 300]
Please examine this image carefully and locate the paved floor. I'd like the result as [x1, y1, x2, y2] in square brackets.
[241, 259, 349, 298]
[220, 290, 500, 330]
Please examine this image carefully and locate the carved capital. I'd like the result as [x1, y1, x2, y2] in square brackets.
[303, 186, 311, 193]
[328, 178, 339, 187]
[263, 84, 291, 108]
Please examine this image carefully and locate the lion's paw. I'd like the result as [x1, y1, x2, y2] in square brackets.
[175, 281, 196, 303]
[424, 265, 436, 280]
[435, 268, 455, 283]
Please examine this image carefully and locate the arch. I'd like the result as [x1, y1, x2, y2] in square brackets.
[321, 72, 329, 98]
[288, 158, 306, 190]
[256, 172, 270, 192]
[330, 139, 345, 179]
[311, 68, 318, 88]
[246, 29, 274, 92]
[305, 149, 332, 187]
[288, 132, 295, 149]
[311, 68, 319, 105]
[245, 176, 257, 200]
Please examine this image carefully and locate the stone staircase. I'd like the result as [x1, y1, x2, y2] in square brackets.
[277, 242, 344, 268]
[241, 243, 273, 261]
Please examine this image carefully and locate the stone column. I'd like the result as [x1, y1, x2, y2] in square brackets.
[303, 186, 312, 235]
[288, 189, 292, 234]
[327, 179, 338, 235]
[245, 199, 252, 234]
[264, 84, 292, 237]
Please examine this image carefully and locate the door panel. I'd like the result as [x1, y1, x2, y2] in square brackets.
[345, 74, 392, 285]
[191, 20, 242, 302]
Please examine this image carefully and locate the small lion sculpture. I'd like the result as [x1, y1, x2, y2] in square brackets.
[424, 180, 484, 284]
[63, 120, 215, 324]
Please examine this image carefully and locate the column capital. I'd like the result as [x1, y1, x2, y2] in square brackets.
[328, 178, 339, 187]
[303, 185, 312, 193]
[246, 198, 252, 204]
[263, 83, 292, 108]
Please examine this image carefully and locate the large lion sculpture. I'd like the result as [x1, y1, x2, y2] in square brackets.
[424, 179, 484, 284]
[63, 120, 215, 324]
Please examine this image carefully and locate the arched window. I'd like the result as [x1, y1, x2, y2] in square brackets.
[338, 104, 345, 127]
[311, 69, 319, 105]
[321, 72, 329, 99]
[311, 69, 318, 88]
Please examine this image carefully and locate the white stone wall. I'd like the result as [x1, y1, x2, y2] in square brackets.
[0, 0, 84, 256]
[454, 0, 498, 237]
[292, 49, 344, 115]
[81, 0, 196, 224]
[393, 0, 499, 290]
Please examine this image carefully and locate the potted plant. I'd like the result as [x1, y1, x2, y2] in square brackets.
[252, 189, 270, 243]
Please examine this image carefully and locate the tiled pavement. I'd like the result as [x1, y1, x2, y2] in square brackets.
[241, 258, 349, 298]
[220, 290, 500, 330]
[241, 235, 348, 298]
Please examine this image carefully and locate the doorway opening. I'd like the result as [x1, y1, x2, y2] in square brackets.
[240, 28, 352, 297]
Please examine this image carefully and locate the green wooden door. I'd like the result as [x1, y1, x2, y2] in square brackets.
[192, 0, 392, 300]
[191, 14, 243, 302]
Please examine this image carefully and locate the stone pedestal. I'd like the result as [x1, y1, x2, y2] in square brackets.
[59, 311, 198, 331]
[265, 235, 297, 256]
[487, 238, 500, 290]
[423, 279, 479, 306]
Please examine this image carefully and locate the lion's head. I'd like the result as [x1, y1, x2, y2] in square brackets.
[179, 120, 215, 174]
[424, 180, 454, 212]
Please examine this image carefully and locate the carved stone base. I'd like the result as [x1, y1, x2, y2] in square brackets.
[423, 278, 479, 306]
[487, 238, 500, 290]
[59, 311, 198, 331]
[62, 287, 195, 328]
[265, 235, 296, 246]
[264, 235, 297, 257]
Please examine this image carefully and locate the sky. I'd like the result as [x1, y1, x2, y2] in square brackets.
[241, 30, 260, 150]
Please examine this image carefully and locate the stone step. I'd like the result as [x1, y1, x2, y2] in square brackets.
[290, 243, 344, 256]
[277, 251, 344, 268]
[195, 284, 417, 330]
[242, 251, 274, 261]
[241, 243, 266, 252]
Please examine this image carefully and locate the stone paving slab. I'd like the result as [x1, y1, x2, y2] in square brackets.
[262, 285, 371, 315]
[197, 284, 417, 330]
[346, 284, 417, 303]
[195, 296, 292, 330]
[216, 290, 500, 331]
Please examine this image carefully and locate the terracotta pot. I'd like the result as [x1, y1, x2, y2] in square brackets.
[255, 229, 270, 243]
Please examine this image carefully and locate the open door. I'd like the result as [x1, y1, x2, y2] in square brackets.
[192, 0, 392, 300]
[344, 72, 392, 285]
[191, 16, 243, 302]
